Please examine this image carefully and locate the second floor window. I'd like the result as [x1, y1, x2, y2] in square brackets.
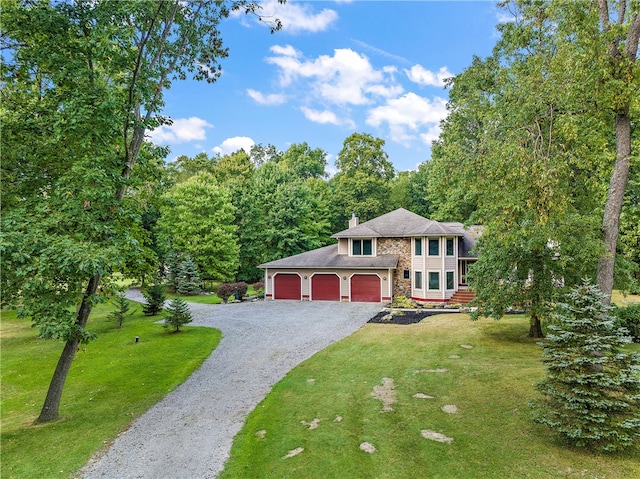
[446, 238, 454, 256]
[415, 238, 422, 256]
[428, 238, 440, 256]
[352, 238, 373, 256]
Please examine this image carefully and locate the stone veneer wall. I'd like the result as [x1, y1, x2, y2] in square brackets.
[377, 237, 411, 298]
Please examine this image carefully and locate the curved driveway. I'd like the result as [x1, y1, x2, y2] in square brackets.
[79, 291, 382, 479]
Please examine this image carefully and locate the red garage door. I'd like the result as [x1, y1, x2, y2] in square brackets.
[311, 274, 340, 301]
[274, 274, 301, 300]
[350, 275, 381, 302]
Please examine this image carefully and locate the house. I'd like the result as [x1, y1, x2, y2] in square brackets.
[259, 208, 480, 303]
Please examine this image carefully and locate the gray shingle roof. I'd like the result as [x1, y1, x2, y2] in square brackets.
[259, 244, 399, 269]
[332, 208, 464, 238]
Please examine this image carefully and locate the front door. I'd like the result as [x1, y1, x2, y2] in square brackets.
[460, 261, 469, 286]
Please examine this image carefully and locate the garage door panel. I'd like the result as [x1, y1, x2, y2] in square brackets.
[351, 275, 381, 302]
[274, 274, 301, 300]
[311, 274, 340, 301]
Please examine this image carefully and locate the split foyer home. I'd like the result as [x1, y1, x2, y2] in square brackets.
[259, 208, 480, 304]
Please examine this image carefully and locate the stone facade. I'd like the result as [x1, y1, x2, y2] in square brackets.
[377, 237, 411, 298]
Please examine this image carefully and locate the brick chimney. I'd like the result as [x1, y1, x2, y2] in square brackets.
[349, 213, 359, 229]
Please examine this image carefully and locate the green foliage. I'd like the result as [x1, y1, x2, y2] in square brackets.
[618, 165, 640, 293]
[280, 142, 328, 180]
[390, 295, 418, 309]
[532, 280, 640, 452]
[176, 257, 202, 295]
[142, 284, 167, 316]
[612, 303, 640, 343]
[252, 280, 265, 297]
[329, 132, 395, 229]
[0, 0, 275, 421]
[106, 293, 136, 328]
[163, 297, 193, 332]
[157, 173, 239, 282]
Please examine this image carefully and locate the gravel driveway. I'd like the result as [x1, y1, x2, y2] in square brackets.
[78, 290, 382, 479]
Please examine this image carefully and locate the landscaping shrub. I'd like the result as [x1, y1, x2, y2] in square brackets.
[216, 283, 235, 303]
[141, 284, 166, 316]
[390, 295, 418, 308]
[531, 280, 640, 452]
[217, 282, 248, 302]
[252, 280, 265, 297]
[612, 303, 640, 343]
[163, 297, 193, 332]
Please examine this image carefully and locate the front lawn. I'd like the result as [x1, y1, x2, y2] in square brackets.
[220, 314, 640, 479]
[0, 302, 221, 479]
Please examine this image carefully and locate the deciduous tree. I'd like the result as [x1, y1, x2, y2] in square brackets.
[0, 0, 282, 423]
[157, 173, 239, 282]
[330, 132, 396, 230]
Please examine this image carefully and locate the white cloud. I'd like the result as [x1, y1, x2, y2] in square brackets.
[405, 65, 453, 87]
[212, 136, 255, 156]
[300, 107, 355, 129]
[366, 93, 448, 145]
[148, 117, 213, 144]
[267, 46, 400, 106]
[247, 89, 286, 105]
[300, 107, 340, 125]
[233, 1, 338, 34]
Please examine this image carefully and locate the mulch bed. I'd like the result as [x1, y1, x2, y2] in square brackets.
[368, 310, 454, 325]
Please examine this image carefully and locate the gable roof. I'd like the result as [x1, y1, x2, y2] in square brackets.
[332, 208, 464, 238]
[259, 244, 399, 269]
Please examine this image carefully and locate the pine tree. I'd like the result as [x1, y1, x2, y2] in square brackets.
[141, 284, 166, 316]
[176, 256, 201, 295]
[106, 293, 135, 328]
[163, 297, 193, 333]
[531, 280, 640, 452]
[165, 250, 184, 292]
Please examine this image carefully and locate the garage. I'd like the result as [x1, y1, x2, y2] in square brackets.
[350, 274, 381, 302]
[274, 273, 301, 300]
[311, 274, 340, 301]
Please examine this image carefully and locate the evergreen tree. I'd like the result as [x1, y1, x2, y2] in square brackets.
[141, 284, 166, 316]
[531, 280, 640, 452]
[163, 297, 193, 333]
[106, 293, 135, 328]
[176, 257, 201, 295]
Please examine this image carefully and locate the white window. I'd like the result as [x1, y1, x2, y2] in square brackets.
[352, 238, 373, 256]
[428, 238, 440, 256]
[415, 271, 423, 290]
[414, 238, 422, 256]
[446, 238, 455, 256]
[446, 271, 455, 290]
[428, 271, 440, 290]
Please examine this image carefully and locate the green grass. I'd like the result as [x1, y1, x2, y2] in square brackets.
[220, 313, 640, 479]
[1, 302, 221, 479]
[612, 290, 640, 306]
[166, 284, 260, 305]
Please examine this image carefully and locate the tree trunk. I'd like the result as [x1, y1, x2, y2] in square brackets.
[529, 312, 544, 338]
[596, 112, 631, 305]
[36, 274, 101, 423]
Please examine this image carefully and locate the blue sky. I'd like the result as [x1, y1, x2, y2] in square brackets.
[149, 1, 506, 173]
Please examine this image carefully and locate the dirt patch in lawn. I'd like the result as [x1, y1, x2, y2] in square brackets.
[367, 310, 454, 325]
